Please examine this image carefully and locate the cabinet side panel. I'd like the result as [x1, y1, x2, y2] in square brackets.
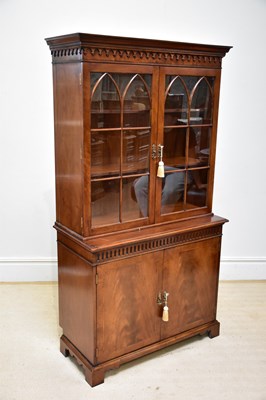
[161, 237, 221, 339]
[53, 63, 83, 234]
[57, 242, 95, 363]
[97, 252, 163, 363]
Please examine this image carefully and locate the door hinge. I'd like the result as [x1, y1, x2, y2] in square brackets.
[79, 72, 82, 86]
[95, 348, 99, 358]
[95, 273, 99, 285]
[80, 147, 83, 160]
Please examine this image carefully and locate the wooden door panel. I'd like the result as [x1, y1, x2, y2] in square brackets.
[161, 237, 221, 339]
[97, 252, 163, 363]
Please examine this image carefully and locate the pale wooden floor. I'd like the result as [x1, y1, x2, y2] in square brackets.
[0, 281, 265, 400]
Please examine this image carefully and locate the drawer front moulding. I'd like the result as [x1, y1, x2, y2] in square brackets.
[95, 225, 223, 263]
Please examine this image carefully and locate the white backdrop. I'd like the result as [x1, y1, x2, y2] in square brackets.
[0, 0, 265, 280]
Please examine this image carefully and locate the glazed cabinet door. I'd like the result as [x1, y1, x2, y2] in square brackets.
[96, 251, 163, 363]
[155, 67, 221, 223]
[160, 237, 221, 339]
[85, 64, 159, 235]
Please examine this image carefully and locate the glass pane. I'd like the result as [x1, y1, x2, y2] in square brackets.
[106, 73, 151, 96]
[90, 72, 102, 91]
[165, 76, 188, 125]
[131, 175, 149, 218]
[122, 177, 146, 221]
[191, 126, 211, 167]
[161, 170, 186, 214]
[91, 73, 121, 129]
[123, 129, 150, 174]
[186, 168, 208, 209]
[91, 131, 121, 178]
[161, 75, 214, 217]
[123, 75, 151, 127]
[164, 128, 187, 168]
[91, 180, 120, 226]
[109, 74, 131, 94]
[180, 76, 199, 93]
[207, 77, 215, 87]
[187, 127, 206, 168]
[191, 78, 213, 124]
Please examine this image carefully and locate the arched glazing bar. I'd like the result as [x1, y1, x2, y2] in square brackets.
[164, 76, 189, 127]
[190, 77, 213, 125]
[91, 73, 122, 129]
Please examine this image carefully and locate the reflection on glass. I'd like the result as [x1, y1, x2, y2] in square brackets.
[90, 72, 153, 227]
[160, 75, 214, 216]
[179, 76, 199, 93]
[164, 127, 201, 168]
[164, 127, 187, 167]
[191, 78, 213, 124]
[90, 73, 102, 91]
[123, 129, 150, 173]
[100, 73, 152, 96]
[186, 168, 208, 208]
[160, 167, 209, 214]
[122, 177, 147, 221]
[160, 169, 188, 214]
[191, 127, 211, 167]
[91, 133, 106, 168]
[91, 74, 121, 129]
[91, 131, 121, 177]
[165, 76, 188, 125]
[131, 175, 149, 217]
[91, 180, 120, 226]
[123, 75, 151, 127]
[164, 76, 214, 126]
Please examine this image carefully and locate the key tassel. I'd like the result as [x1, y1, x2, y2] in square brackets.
[162, 305, 169, 322]
[157, 160, 165, 178]
[157, 145, 165, 178]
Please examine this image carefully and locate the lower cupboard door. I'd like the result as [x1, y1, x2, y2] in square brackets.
[96, 252, 163, 363]
[161, 237, 221, 340]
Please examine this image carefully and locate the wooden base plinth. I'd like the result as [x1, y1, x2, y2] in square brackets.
[60, 336, 106, 387]
[208, 320, 220, 338]
[60, 320, 220, 387]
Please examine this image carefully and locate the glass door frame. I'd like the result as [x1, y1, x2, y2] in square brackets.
[155, 66, 222, 224]
[84, 63, 159, 236]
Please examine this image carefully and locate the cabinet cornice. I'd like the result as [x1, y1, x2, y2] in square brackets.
[46, 33, 231, 68]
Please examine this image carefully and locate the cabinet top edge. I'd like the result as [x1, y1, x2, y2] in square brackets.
[45, 32, 232, 57]
[55, 215, 228, 253]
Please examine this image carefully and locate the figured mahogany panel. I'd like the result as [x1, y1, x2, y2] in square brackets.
[96, 252, 163, 363]
[161, 237, 221, 339]
[57, 242, 96, 363]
